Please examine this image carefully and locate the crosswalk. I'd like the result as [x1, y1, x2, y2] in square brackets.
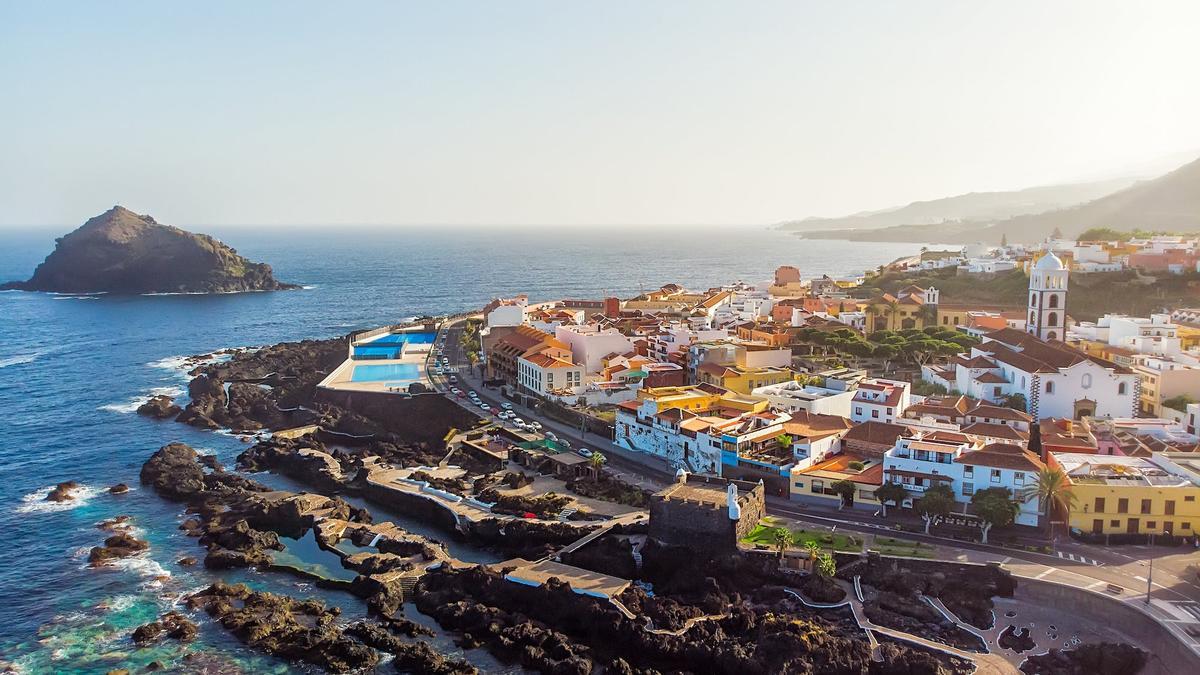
[1170, 601, 1200, 623]
[1056, 550, 1104, 566]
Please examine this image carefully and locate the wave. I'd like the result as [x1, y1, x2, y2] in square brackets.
[302, 284, 318, 290]
[16, 483, 98, 514]
[99, 385, 185, 414]
[0, 352, 40, 368]
[51, 295, 99, 301]
[110, 556, 173, 590]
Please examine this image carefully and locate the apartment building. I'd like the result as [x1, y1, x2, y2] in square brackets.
[1052, 453, 1200, 537]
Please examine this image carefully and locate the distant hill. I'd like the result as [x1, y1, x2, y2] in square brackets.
[777, 177, 1135, 233]
[2, 206, 297, 294]
[795, 156, 1200, 244]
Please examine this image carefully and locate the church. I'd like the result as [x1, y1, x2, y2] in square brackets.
[922, 252, 1139, 420]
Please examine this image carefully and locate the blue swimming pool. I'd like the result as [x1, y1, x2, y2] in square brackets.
[353, 330, 437, 358]
[350, 363, 422, 383]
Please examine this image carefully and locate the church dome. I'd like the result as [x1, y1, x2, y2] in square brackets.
[1034, 251, 1065, 270]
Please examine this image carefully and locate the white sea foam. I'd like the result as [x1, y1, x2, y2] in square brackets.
[0, 352, 40, 368]
[101, 594, 139, 613]
[302, 284, 318, 290]
[51, 295, 99, 301]
[98, 385, 186, 414]
[146, 355, 191, 370]
[17, 484, 98, 514]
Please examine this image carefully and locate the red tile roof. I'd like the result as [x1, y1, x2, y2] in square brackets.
[956, 443, 1045, 471]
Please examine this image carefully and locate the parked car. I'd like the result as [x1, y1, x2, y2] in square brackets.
[501, 402, 513, 410]
[449, 375, 457, 383]
[577, 448, 593, 458]
[530, 422, 543, 431]
[479, 403, 490, 411]
[512, 418, 527, 428]
[545, 431, 558, 441]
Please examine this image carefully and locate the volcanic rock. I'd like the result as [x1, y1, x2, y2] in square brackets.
[2, 206, 297, 294]
[88, 532, 150, 564]
[45, 481, 81, 502]
[137, 395, 181, 419]
[108, 483, 130, 494]
[132, 611, 197, 646]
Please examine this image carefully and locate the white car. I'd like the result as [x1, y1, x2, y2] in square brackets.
[512, 418, 527, 428]
[479, 403, 490, 410]
[501, 402, 513, 410]
[530, 422, 543, 431]
[578, 448, 593, 458]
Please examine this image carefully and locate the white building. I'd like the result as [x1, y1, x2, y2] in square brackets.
[922, 328, 1139, 421]
[646, 324, 731, 362]
[517, 346, 583, 397]
[554, 324, 636, 374]
[1027, 251, 1068, 341]
[882, 434, 1044, 527]
[850, 378, 912, 424]
[751, 378, 855, 417]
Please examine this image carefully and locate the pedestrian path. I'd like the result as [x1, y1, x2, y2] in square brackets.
[1055, 550, 1104, 566]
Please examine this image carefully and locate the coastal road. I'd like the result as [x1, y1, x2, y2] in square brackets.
[429, 318, 1200, 652]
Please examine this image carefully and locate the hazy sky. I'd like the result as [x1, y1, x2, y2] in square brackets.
[2, 1, 1199, 227]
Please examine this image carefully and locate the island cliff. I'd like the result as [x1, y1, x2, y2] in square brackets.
[2, 206, 297, 294]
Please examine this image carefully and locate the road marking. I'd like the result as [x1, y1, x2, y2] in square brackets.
[1035, 568, 1054, 579]
[1001, 556, 1012, 564]
[1085, 581, 1104, 590]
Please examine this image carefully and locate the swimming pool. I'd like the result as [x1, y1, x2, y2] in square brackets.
[350, 363, 422, 383]
[353, 330, 437, 359]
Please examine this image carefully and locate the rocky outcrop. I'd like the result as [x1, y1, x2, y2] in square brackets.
[88, 532, 149, 565]
[132, 611, 198, 646]
[2, 206, 297, 294]
[108, 483, 130, 494]
[137, 395, 181, 419]
[45, 481, 81, 502]
[186, 582, 378, 672]
[1019, 642, 1148, 675]
[344, 622, 476, 674]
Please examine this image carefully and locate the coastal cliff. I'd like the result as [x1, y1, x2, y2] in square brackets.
[2, 206, 297, 294]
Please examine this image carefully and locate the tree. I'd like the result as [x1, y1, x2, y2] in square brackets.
[914, 484, 955, 534]
[1036, 467, 1077, 540]
[915, 304, 938, 328]
[971, 487, 1019, 544]
[1000, 393, 1028, 411]
[874, 482, 909, 518]
[773, 528, 795, 559]
[775, 433, 794, 450]
[804, 540, 821, 567]
[815, 552, 837, 578]
[588, 451, 608, 481]
[1163, 394, 1197, 413]
[872, 343, 900, 372]
[830, 480, 857, 510]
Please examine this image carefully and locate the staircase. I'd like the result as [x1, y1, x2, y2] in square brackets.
[399, 575, 420, 598]
[630, 537, 645, 573]
[558, 507, 578, 521]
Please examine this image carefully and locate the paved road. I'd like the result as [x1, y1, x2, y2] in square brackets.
[427, 317, 1200, 654]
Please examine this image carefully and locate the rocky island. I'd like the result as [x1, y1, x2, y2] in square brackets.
[1, 206, 297, 294]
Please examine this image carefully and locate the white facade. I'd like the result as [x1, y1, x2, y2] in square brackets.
[1027, 252, 1068, 341]
[554, 324, 636, 374]
[517, 355, 583, 397]
[850, 378, 912, 424]
[486, 303, 527, 328]
[751, 379, 855, 417]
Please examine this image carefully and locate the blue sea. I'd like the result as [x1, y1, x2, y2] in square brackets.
[0, 224, 932, 672]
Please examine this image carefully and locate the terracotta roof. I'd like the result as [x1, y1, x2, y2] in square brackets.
[617, 400, 641, 412]
[960, 422, 1029, 442]
[956, 443, 1045, 471]
[782, 410, 854, 439]
[523, 353, 575, 369]
[843, 421, 913, 446]
[698, 362, 731, 377]
[973, 372, 1008, 384]
[800, 453, 884, 485]
[966, 404, 1032, 422]
[923, 430, 973, 444]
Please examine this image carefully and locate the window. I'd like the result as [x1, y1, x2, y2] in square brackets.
[1081, 374, 1092, 389]
[1147, 521, 1157, 530]
[1048, 312, 1058, 326]
[1183, 522, 1192, 531]
[1014, 472, 1025, 485]
[1186, 496, 1196, 502]
[872, 409, 879, 418]
[1030, 293, 1038, 307]
[811, 480, 824, 495]
[963, 466, 974, 479]
[1117, 498, 1128, 514]
[1045, 380, 1054, 394]
[994, 386, 1002, 397]
[1110, 519, 1119, 527]
[962, 483, 974, 496]
[1141, 499, 1152, 514]
[855, 407, 862, 415]
[1118, 382, 1127, 395]
[1049, 295, 1059, 309]
[991, 469, 1001, 483]
[1094, 497, 1105, 513]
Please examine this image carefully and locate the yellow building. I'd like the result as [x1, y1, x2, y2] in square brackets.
[864, 285, 938, 332]
[631, 384, 769, 415]
[696, 363, 798, 395]
[1053, 453, 1200, 537]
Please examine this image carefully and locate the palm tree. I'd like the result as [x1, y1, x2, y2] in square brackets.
[588, 451, 608, 481]
[1036, 467, 1076, 542]
[884, 299, 901, 331]
[775, 433, 794, 450]
[773, 528, 795, 559]
[915, 304, 938, 328]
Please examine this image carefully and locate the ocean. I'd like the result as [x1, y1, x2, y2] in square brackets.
[0, 225, 932, 672]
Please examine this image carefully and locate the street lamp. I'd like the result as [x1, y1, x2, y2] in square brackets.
[1145, 529, 1170, 605]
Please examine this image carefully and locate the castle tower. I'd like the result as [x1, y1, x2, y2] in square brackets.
[1028, 252, 1068, 341]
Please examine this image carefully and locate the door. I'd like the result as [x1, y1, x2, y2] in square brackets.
[1126, 518, 1140, 534]
[1164, 521, 1174, 535]
[1092, 519, 1103, 534]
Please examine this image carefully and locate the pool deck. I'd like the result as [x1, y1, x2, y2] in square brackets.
[318, 327, 441, 394]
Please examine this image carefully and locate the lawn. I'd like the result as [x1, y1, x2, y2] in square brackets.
[742, 519, 863, 553]
[869, 535, 935, 559]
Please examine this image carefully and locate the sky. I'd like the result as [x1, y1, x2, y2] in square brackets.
[2, 1, 1199, 227]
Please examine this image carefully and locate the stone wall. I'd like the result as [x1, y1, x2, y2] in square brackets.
[1015, 576, 1199, 675]
[313, 390, 480, 446]
[648, 478, 765, 554]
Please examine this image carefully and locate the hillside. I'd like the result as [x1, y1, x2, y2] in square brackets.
[854, 268, 1200, 322]
[800, 156, 1200, 244]
[2, 206, 297, 294]
[777, 177, 1134, 233]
